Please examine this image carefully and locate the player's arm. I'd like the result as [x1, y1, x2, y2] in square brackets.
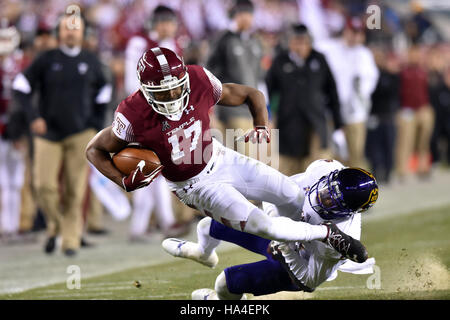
[86, 126, 162, 192]
[86, 126, 128, 188]
[218, 83, 270, 143]
[218, 83, 268, 127]
[12, 52, 46, 135]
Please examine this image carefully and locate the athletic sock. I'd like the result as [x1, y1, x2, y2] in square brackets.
[196, 217, 221, 257]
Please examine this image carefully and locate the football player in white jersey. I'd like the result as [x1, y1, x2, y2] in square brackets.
[162, 159, 378, 299]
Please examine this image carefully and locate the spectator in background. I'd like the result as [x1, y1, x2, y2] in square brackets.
[427, 45, 449, 167]
[265, 24, 342, 175]
[123, 5, 191, 242]
[315, 17, 379, 167]
[396, 45, 434, 180]
[365, 49, 400, 184]
[0, 23, 26, 243]
[12, 14, 112, 256]
[19, 24, 58, 236]
[430, 65, 450, 166]
[125, 5, 182, 95]
[207, 0, 263, 144]
[33, 24, 57, 53]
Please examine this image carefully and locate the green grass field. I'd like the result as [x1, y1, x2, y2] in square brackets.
[2, 205, 449, 300]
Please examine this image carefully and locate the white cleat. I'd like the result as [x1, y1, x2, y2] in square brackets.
[161, 238, 219, 268]
[192, 288, 248, 300]
[192, 288, 218, 300]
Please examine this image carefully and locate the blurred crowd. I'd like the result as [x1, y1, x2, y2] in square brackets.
[0, 0, 449, 255]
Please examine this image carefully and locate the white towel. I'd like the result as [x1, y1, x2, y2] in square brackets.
[327, 257, 376, 281]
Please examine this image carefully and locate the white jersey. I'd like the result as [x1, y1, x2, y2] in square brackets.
[314, 39, 379, 125]
[263, 159, 374, 290]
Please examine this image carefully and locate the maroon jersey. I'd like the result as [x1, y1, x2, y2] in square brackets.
[112, 65, 222, 182]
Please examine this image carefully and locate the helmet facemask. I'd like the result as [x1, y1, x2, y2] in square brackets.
[308, 170, 353, 219]
[139, 72, 190, 117]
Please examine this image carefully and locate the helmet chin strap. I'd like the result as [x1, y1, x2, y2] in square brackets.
[159, 99, 184, 120]
[164, 112, 183, 121]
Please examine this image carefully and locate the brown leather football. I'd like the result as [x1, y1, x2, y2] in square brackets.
[112, 147, 162, 176]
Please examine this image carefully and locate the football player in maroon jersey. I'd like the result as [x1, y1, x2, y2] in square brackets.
[86, 47, 367, 261]
[123, 5, 189, 241]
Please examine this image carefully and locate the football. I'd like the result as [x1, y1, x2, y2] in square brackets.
[112, 147, 162, 176]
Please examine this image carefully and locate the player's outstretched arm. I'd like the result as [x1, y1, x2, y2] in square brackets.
[218, 83, 268, 128]
[86, 126, 128, 188]
[218, 83, 270, 143]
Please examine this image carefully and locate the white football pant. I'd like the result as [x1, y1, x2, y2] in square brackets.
[89, 164, 131, 220]
[167, 139, 328, 243]
[130, 175, 176, 236]
[0, 139, 25, 234]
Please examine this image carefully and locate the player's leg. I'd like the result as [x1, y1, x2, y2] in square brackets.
[130, 187, 154, 240]
[163, 216, 271, 267]
[192, 259, 301, 300]
[416, 105, 434, 175]
[89, 164, 131, 221]
[209, 218, 272, 257]
[61, 129, 95, 251]
[192, 183, 328, 242]
[0, 140, 13, 235]
[3, 143, 25, 234]
[33, 137, 64, 241]
[162, 217, 220, 268]
[0, 139, 9, 234]
[223, 146, 304, 220]
[152, 176, 189, 237]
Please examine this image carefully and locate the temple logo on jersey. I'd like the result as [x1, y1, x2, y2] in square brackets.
[166, 116, 195, 137]
[113, 117, 126, 136]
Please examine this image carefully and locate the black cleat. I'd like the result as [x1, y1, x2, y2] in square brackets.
[80, 237, 95, 248]
[64, 248, 77, 257]
[322, 221, 368, 263]
[44, 236, 56, 254]
[87, 228, 110, 236]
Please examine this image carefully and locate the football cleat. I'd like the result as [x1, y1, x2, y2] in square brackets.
[322, 221, 368, 263]
[161, 238, 218, 268]
[191, 288, 218, 300]
[191, 288, 247, 300]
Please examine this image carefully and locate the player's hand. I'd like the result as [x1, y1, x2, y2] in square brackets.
[239, 126, 270, 144]
[122, 160, 163, 192]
